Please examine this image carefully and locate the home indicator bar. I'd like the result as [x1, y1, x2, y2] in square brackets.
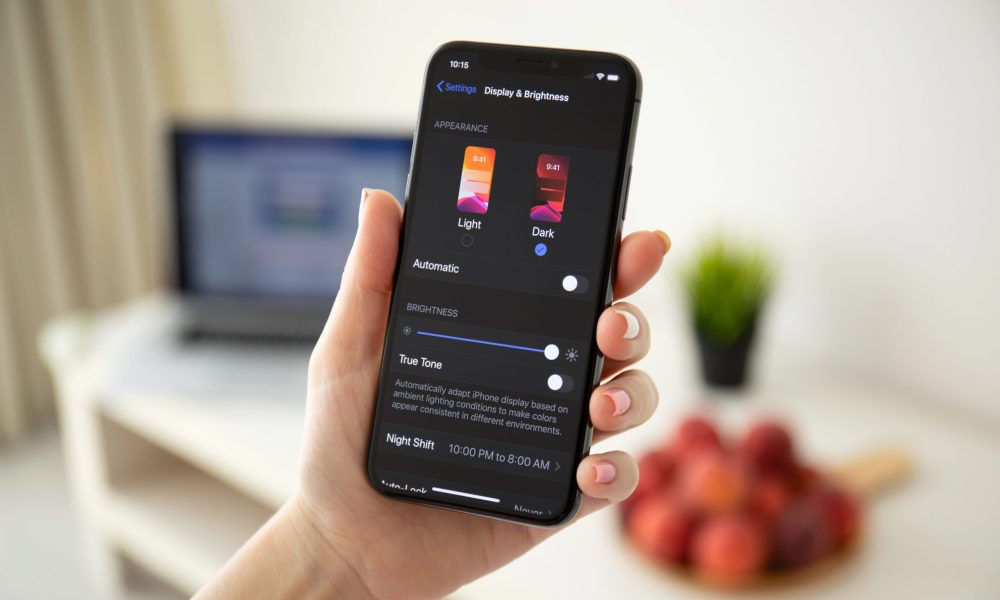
[432, 486, 500, 503]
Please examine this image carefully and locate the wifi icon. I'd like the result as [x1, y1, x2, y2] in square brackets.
[596, 73, 605, 80]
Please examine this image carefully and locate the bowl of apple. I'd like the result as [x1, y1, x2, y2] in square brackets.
[620, 416, 909, 588]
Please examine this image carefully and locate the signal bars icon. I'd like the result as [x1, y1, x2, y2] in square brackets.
[585, 72, 620, 82]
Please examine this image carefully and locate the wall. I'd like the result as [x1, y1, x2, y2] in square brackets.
[0, 0, 234, 441]
[215, 0, 1000, 419]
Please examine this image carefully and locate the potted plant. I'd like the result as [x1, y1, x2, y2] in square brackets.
[682, 233, 774, 388]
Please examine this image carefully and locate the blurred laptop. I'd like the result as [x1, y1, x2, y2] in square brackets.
[170, 124, 411, 345]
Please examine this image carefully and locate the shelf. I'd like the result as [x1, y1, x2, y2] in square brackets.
[100, 390, 302, 510]
[101, 460, 273, 596]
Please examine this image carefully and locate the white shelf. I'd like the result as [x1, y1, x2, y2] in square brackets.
[100, 390, 302, 510]
[39, 297, 310, 597]
[101, 461, 273, 597]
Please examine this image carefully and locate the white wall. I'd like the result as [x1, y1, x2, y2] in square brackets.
[216, 0, 1000, 419]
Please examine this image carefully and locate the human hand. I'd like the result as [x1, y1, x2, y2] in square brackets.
[198, 189, 670, 599]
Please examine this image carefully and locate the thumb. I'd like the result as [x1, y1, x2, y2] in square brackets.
[314, 188, 403, 375]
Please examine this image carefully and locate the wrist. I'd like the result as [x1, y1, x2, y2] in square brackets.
[195, 494, 372, 599]
[282, 493, 374, 599]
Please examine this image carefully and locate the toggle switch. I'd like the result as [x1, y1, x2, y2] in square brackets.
[562, 275, 589, 293]
[546, 374, 574, 392]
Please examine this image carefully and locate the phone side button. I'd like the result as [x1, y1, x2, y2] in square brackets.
[621, 165, 633, 221]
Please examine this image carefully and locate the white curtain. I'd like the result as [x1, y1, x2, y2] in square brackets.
[0, 0, 234, 442]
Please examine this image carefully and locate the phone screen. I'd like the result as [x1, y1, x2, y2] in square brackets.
[367, 43, 640, 525]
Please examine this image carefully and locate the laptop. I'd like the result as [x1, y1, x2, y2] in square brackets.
[170, 124, 411, 344]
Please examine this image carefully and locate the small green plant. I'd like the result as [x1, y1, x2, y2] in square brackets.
[682, 233, 774, 344]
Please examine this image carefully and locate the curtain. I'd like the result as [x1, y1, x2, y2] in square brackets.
[0, 0, 234, 443]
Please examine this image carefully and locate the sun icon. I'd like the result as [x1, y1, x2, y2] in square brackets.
[564, 347, 579, 362]
[402, 325, 413, 335]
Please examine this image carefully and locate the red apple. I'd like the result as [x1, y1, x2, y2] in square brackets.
[794, 465, 823, 493]
[691, 514, 769, 585]
[671, 415, 723, 459]
[628, 492, 698, 564]
[741, 420, 795, 473]
[678, 451, 751, 514]
[773, 494, 835, 569]
[650, 448, 680, 480]
[819, 485, 862, 547]
[679, 451, 752, 514]
[750, 474, 793, 523]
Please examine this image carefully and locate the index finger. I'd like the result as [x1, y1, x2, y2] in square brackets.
[612, 230, 671, 300]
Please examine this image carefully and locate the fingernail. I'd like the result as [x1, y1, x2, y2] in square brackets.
[653, 230, 671, 255]
[605, 389, 631, 416]
[616, 309, 641, 340]
[593, 461, 617, 484]
[359, 188, 371, 220]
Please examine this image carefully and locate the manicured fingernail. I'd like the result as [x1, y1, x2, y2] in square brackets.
[654, 230, 671, 254]
[616, 309, 640, 340]
[605, 389, 631, 416]
[593, 461, 617, 484]
[359, 188, 371, 220]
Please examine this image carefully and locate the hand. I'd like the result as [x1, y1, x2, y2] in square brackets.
[197, 189, 670, 599]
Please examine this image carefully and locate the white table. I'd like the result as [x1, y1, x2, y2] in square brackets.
[40, 296, 1000, 599]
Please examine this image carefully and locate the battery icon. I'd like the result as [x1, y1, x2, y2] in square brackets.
[607, 73, 620, 82]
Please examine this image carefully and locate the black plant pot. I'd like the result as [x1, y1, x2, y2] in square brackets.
[695, 320, 757, 389]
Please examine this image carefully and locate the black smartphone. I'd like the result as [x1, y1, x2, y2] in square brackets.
[366, 41, 641, 526]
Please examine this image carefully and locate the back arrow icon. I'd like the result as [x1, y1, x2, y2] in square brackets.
[436, 80, 444, 92]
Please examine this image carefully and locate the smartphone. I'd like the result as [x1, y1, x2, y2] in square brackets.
[366, 42, 641, 526]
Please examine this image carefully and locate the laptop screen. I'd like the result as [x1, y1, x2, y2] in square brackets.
[172, 127, 411, 302]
